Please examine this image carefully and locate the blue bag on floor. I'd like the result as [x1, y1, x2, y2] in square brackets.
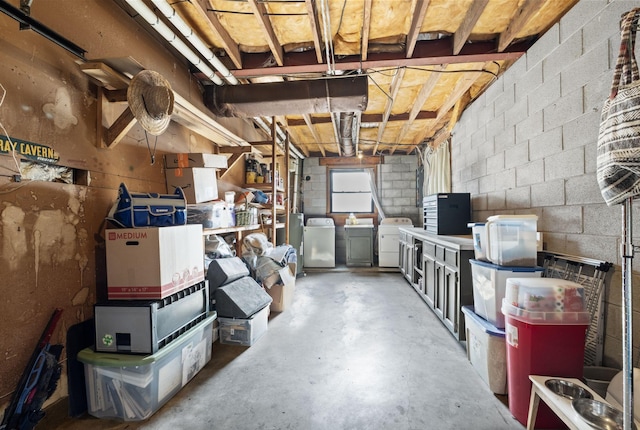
[107, 182, 187, 228]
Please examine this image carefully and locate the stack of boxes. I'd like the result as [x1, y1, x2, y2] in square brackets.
[164, 153, 233, 229]
[206, 257, 272, 346]
[77, 213, 215, 421]
[463, 215, 542, 395]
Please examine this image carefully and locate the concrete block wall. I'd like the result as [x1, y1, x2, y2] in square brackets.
[301, 155, 421, 264]
[451, 0, 640, 369]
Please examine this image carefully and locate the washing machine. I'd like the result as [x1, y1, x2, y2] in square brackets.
[303, 218, 335, 268]
[378, 217, 414, 267]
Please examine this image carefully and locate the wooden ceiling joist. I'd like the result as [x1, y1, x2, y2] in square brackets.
[286, 111, 437, 127]
[304, 0, 324, 63]
[453, 0, 489, 55]
[373, 67, 406, 156]
[406, 0, 430, 58]
[360, 0, 373, 61]
[498, 0, 542, 52]
[247, 0, 284, 66]
[194, 0, 242, 69]
[393, 64, 445, 148]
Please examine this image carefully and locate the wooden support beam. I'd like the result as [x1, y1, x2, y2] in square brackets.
[248, 0, 284, 66]
[193, 0, 242, 68]
[373, 67, 406, 155]
[105, 106, 136, 149]
[406, 0, 430, 58]
[305, 0, 324, 63]
[498, 0, 542, 52]
[319, 156, 380, 166]
[453, 0, 489, 55]
[360, 0, 372, 61]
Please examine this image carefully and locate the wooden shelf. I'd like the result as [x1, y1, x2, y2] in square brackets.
[202, 222, 284, 237]
[243, 183, 285, 193]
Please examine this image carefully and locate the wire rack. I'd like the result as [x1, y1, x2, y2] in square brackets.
[540, 252, 613, 366]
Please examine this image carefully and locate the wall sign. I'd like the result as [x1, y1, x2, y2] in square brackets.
[0, 134, 60, 164]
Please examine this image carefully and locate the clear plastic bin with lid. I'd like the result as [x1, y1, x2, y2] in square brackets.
[485, 214, 538, 266]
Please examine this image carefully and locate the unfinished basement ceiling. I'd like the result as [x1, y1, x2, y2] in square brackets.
[116, 0, 578, 158]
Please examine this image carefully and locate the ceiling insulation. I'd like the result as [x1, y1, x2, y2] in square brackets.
[114, 0, 579, 157]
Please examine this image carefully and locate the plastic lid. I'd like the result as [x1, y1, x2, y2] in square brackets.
[461, 306, 505, 337]
[77, 314, 215, 366]
[505, 277, 582, 289]
[469, 259, 543, 272]
[501, 299, 589, 325]
[467, 222, 485, 227]
[487, 214, 538, 221]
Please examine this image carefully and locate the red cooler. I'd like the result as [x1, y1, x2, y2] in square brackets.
[502, 278, 590, 428]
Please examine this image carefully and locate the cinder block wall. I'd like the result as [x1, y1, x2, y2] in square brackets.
[452, 0, 640, 368]
[302, 155, 421, 264]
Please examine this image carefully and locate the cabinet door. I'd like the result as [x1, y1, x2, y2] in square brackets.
[443, 265, 459, 335]
[434, 261, 445, 319]
[399, 240, 406, 275]
[406, 244, 414, 283]
[423, 254, 437, 309]
[346, 234, 372, 265]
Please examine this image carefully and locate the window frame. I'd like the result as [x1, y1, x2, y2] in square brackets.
[327, 167, 377, 215]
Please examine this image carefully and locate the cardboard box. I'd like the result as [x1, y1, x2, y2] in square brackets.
[266, 266, 296, 312]
[165, 167, 218, 203]
[164, 153, 228, 169]
[106, 225, 204, 299]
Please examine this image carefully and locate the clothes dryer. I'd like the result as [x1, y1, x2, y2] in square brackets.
[378, 217, 414, 267]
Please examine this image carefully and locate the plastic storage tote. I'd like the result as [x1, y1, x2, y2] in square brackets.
[485, 215, 537, 266]
[218, 304, 269, 346]
[501, 284, 589, 428]
[467, 222, 488, 261]
[78, 315, 215, 421]
[470, 259, 543, 328]
[504, 277, 586, 313]
[462, 306, 507, 394]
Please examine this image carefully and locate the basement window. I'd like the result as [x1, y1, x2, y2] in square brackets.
[329, 169, 373, 214]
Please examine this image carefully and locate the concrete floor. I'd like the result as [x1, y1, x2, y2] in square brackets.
[43, 268, 525, 430]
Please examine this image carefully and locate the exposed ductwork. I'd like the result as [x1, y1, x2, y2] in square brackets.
[339, 112, 355, 157]
[204, 75, 368, 117]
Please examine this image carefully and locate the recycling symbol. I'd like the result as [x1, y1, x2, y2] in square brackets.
[102, 334, 114, 346]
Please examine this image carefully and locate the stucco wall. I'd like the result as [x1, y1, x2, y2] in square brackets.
[451, 0, 639, 368]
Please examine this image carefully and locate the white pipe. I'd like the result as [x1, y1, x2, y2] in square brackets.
[150, 0, 238, 85]
[124, 0, 223, 85]
[254, 117, 304, 159]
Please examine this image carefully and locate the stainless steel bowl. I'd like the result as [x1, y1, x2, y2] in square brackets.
[545, 379, 593, 400]
[572, 398, 637, 430]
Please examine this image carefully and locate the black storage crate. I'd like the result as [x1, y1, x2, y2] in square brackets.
[423, 193, 471, 235]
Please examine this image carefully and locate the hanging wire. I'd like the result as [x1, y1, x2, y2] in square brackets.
[144, 131, 158, 165]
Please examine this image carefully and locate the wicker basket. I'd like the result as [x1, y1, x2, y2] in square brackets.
[236, 210, 252, 226]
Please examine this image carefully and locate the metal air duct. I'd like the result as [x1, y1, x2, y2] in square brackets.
[204, 75, 368, 117]
[339, 112, 355, 157]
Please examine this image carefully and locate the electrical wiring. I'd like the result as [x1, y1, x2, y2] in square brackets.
[0, 81, 22, 177]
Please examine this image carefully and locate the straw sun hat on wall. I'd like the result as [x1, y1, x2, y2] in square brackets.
[127, 70, 174, 135]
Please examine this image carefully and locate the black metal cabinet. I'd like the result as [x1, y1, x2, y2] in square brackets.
[422, 193, 471, 235]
